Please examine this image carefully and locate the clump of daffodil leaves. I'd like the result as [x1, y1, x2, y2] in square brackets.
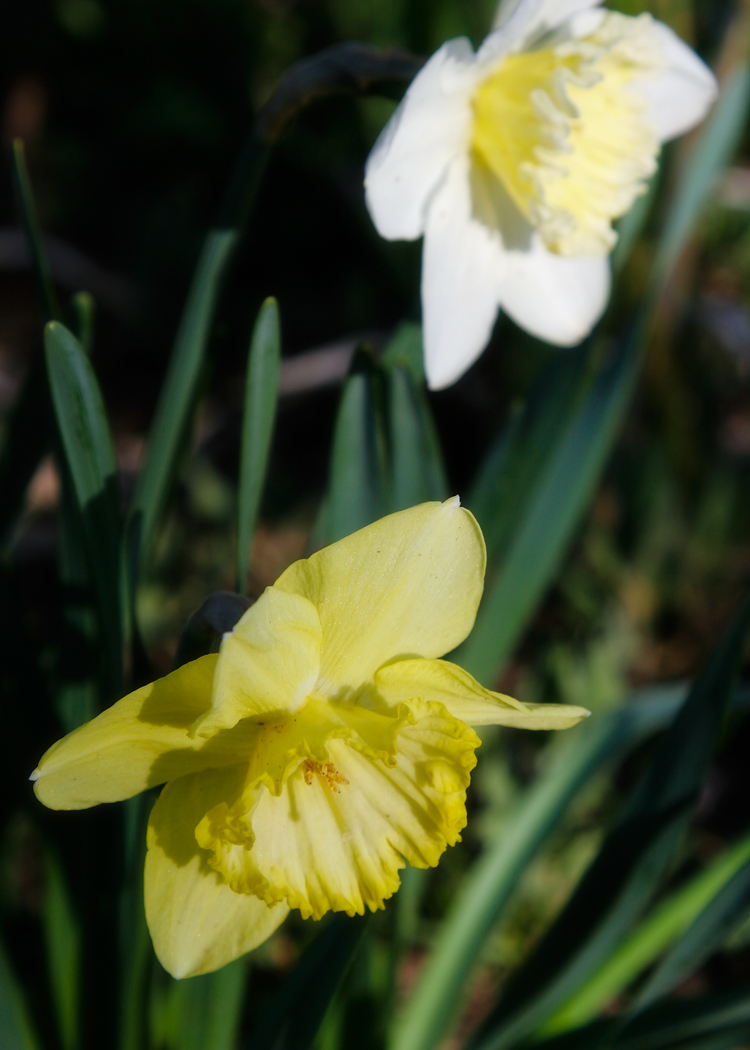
[365, 0, 718, 390]
[32, 501, 587, 979]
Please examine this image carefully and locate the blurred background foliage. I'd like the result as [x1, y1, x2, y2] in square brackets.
[3, 0, 750, 1049]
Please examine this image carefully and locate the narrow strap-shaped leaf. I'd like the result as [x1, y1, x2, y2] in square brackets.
[381, 321, 425, 384]
[130, 227, 239, 576]
[469, 594, 750, 1050]
[69, 291, 96, 357]
[0, 143, 59, 542]
[118, 793, 153, 1050]
[459, 50, 750, 690]
[628, 846, 750, 1019]
[0, 937, 41, 1050]
[325, 347, 389, 544]
[245, 915, 369, 1050]
[540, 831, 750, 1036]
[651, 63, 750, 295]
[42, 852, 81, 1050]
[619, 993, 750, 1050]
[237, 297, 281, 593]
[169, 960, 249, 1050]
[530, 991, 750, 1050]
[466, 348, 591, 566]
[128, 45, 421, 580]
[458, 329, 640, 685]
[11, 139, 59, 322]
[45, 321, 122, 697]
[388, 685, 687, 1050]
[617, 995, 750, 1050]
[388, 364, 448, 511]
[611, 173, 659, 278]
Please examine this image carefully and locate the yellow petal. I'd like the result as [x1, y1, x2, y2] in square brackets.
[145, 769, 289, 978]
[197, 698, 479, 920]
[493, 703, 592, 730]
[275, 499, 486, 698]
[33, 656, 261, 810]
[193, 588, 322, 736]
[375, 658, 590, 729]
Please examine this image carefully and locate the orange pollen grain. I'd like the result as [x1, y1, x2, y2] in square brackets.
[302, 759, 349, 792]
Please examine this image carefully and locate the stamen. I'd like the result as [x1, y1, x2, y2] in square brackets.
[471, 12, 664, 256]
[302, 759, 349, 792]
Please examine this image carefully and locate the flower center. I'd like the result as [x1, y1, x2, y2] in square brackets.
[471, 12, 664, 256]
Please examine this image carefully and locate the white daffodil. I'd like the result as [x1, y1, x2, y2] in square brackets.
[364, 0, 718, 389]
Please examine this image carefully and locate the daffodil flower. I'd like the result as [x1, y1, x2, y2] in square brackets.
[32, 500, 587, 978]
[364, 0, 718, 389]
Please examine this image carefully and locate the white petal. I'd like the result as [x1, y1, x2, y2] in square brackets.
[463, 162, 610, 347]
[477, 0, 546, 62]
[421, 155, 506, 389]
[499, 235, 611, 346]
[634, 21, 718, 143]
[364, 39, 478, 241]
[491, 0, 603, 49]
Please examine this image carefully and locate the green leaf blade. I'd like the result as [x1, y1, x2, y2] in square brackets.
[388, 364, 448, 512]
[325, 348, 388, 545]
[44, 320, 122, 696]
[470, 594, 750, 1050]
[245, 915, 369, 1050]
[130, 228, 239, 575]
[459, 331, 640, 686]
[540, 831, 750, 1036]
[388, 687, 686, 1050]
[42, 853, 81, 1050]
[652, 64, 750, 293]
[0, 938, 41, 1050]
[237, 297, 282, 594]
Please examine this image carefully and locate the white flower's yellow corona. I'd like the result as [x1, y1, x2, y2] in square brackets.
[32, 501, 588, 978]
[365, 0, 718, 389]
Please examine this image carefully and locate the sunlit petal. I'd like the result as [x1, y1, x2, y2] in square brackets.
[634, 21, 718, 142]
[275, 500, 486, 698]
[145, 769, 288, 979]
[194, 588, 322, 736]
[498, 237, 611, 346]
[365, 39, 477, 240]
[377, 656, 589, 729]
[491, 0, 604, 49]
[33, 656, 259, 810]
[420, 154, 506, 389]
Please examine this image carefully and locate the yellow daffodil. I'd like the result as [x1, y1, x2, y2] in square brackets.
[364, 0, 717, 389]
[32, 500, 588, 978]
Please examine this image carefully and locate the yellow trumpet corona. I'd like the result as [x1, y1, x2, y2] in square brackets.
[32, 500, 588, 978]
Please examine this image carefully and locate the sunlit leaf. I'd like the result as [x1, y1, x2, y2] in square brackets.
[388, 684, 687, 1050]
[459, 331, 640, 686]
[469, 594, 750, 1050]
[540, 831, 750, 1035]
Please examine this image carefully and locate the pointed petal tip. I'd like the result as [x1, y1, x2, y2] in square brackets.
[29, 768, 41, 782]
[444, 495, 461, 509]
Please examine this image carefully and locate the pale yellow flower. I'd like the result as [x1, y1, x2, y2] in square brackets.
[32, 500, 587, 978]
[365, 0, 717, 388]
